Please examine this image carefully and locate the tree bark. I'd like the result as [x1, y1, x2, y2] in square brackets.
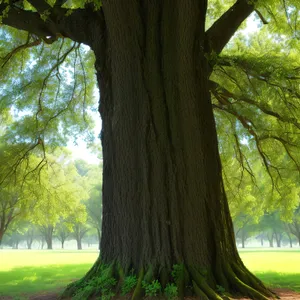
[63, 2, 274, 299]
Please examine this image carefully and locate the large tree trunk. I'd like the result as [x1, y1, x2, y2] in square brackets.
[63, 2, 273, 299]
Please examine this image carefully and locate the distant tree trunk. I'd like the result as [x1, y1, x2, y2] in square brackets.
[61, 240, 65, 249]
[288, 235, 293, 248]
[261, 236, 264, 246]
[0, 231, 3, 247]
[27, 239, 33, 249]
[268, 238, 274, 248]
[241, 230, 247, 248]
[288, 222, 300, 247]
[14, 240, 19, 249]
[266, 233, 274, 247]
[96, 228, 101, 250]
[273, 231, 282, 248]
[76, 238, 82, 250]
[46, 238, 53, 250]
[41, 226, 54, 250]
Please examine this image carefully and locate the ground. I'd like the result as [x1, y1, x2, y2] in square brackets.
[1, 288, 300, 299]
[0, 249, 300, 299]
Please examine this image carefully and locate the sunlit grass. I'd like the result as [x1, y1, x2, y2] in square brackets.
[0, 250, 99, 297]
[0, 249, 299, 297]
[239, 249, 300, 291]
[0, 250, 99, 271]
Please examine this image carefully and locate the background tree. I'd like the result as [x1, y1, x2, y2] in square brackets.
[287, 207, 300, 246]
[55, 218, 72, 249]
[69, 203, 89, 250]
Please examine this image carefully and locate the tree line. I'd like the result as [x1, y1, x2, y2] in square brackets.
[0, 146, 102, 250]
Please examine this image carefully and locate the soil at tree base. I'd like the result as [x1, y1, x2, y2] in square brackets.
[1, 288, 300, 300]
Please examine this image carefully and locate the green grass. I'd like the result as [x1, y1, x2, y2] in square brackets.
[0, 249, 299, 298]
[239, 249, 300, 292]
[0, 250, 99, 297]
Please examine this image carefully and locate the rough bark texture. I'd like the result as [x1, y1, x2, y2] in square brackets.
[62, 1, 274, 299]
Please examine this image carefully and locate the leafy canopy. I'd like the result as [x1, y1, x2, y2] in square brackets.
[0, 0, 299, 220]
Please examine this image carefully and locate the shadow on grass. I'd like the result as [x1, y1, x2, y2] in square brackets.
[1, 265, 300, 297]
[254, 272, 300, 292]
[0, 264, 92, 297]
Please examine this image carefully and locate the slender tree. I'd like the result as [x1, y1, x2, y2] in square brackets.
[1, 0, 300, 299]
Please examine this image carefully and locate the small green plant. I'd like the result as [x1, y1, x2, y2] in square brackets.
[142, 279, 162, 297]
[171, 264, 184, 281]
[216, 284, 226, 294]
[121, 275, 137, 295]
[164, 283, 178, 299]
[73, 266, 117, 300]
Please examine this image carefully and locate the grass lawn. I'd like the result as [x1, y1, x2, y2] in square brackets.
[239, 249, 300, 292]
[0, 250, 99, 297]
[0, 249, 299, 298]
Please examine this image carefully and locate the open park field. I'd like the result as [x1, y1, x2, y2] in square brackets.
[0, 249, 300, 299]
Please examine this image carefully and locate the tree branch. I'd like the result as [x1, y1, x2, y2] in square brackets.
[254, 9, 269, 25]
[209, 80, 300, 130]
[206, 0, 257, 54]
[26, 0, 51, 14]
[1, 4, 58, 41]
[1, 3, 102, 45]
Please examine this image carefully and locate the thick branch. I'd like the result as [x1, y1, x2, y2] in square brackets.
[1, 5, 58, 41]
[26, 0, 51, 13]
[1, 3, 102, 45]
[206, 0, 257, 54]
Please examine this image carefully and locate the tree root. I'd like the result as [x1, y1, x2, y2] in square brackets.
[60, 260, 277, 299]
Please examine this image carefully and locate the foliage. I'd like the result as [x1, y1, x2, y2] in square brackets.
[73, 266, 117, 300]
[164, 283, 178, 299]
[216, 285, 226, 295]
[121, 275, 137, 296]
[171, 264, 184, 282]
[142, 279, 162, 297]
